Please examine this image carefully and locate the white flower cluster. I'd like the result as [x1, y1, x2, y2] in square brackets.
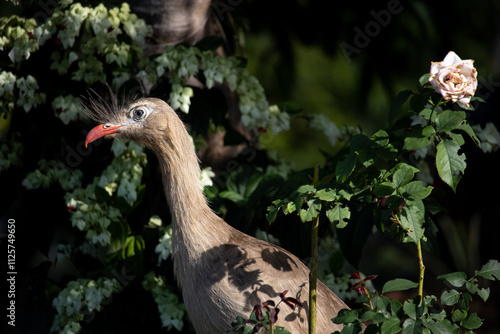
[31, 2, 151, 85]
[15, 75, 46, 112]
[0, 71, 16, 112]
[138, 45, 291, 134]
[154, 224, 173, 262]
[0, 16, 38, 63]
[309, 113, 341, 147]
[200, 166, 215, 189]
[169, 84, 194, 113]
[52, 94, 85, 125]
[473, 122, 500, 153]
[64, 140, 146, 252]
[142, 272, 185, 331]
[22, 159, 83, 191]
[51, 277, 120, 334]
[0, 133, 22, 173]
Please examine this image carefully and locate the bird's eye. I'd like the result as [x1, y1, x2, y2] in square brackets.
[131, 108, 145, 121]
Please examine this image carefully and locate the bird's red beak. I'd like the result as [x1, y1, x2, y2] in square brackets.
[85, 124, 121, 148]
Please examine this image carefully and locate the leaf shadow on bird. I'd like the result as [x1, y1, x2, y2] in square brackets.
[82, 89, 349, 333]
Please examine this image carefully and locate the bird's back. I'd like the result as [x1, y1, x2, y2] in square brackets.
[177, 220, 347, 333]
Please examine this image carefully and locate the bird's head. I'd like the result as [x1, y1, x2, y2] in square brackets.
[83, 93, 181, 150]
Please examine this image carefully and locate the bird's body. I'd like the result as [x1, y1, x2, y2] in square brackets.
[84, 96, 348, 333]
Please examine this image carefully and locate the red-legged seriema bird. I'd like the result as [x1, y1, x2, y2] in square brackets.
[83, 93, 349, 333]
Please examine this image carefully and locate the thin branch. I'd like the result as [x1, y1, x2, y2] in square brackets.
[309, 165, 320, 334]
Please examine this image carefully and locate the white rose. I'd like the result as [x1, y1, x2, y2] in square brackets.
[429, 51, 478, 107]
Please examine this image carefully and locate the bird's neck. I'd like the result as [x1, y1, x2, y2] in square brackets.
[153, 127, 234, 281]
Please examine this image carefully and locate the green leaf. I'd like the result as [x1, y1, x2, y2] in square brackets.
[219, 190, 245, 204]
[399, 181, 433, 201]
[402, 318, 424, 334]
[437, 272, 467, 287]
[435, 110, 466, 132]
[326, 203, 351, 228]
[474, 259, 500, 281]
[451, 309, 467, 323]
[403, 296, 424, 321]
[393, 163, 420, 188]
[440, 289, 460, 306]
[418, 73, 431, 86]
[435, 140, 466, 192]
[380, 316, 401, 334]
[477, 286, 490, 302]
[332, 309, 360, 324]
[423, 319, 460, 334]
[404, 125, 435, 151]
[389, 90, 413, 127]
[315, 187, 337, 201]
[297, 184, 316, 194]
[299, 199, 321, 222]
[461, 313, 483, 330]
[336, 152, 357, 183]
[266, 199, 287, 223]
[373, 182, 396, 197]
[456, 123, 481, 147]
[382, 278, 419, 294]
[400, 204, 425, 244]
[371, 129, 390, 147]
[377, 296, 392, 319]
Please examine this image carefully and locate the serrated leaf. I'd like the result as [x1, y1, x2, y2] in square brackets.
[266, 199, 287, 223]
[373, 182, 396, 197]
[404, 125, 435, 151]
[332, 309, 360, 324]
[219, 190, 245, 204]
[423, 319, 460, 334]
[377, 296, 391, 318]
[440, 289, 460, 306]
[393, 163, 420, 188]
[451, 309, 467, 323]
[474, 259, 500, 281]
[326, 204, 351, 228]
[371, 129, 390, 147]
[299, 199, 321, 222]
[402, 318, 424, 334]
[399, 181, 433, 201]
[336, 152, 357, 183]
[297, 184, 316, 194]
[435, 110, 466, 132]
[436, 140, 466, 192]
[461, 313, 483, 330]
[382, 278, 419, 294]
[437, 271, 467, 287]
[403, 296, 424, 321]
[456, 123, 481, 147]
[400, 205, 425, 244]
[477, 287, 490, 302]
[315, 187, 337, 201]
[418, 73, 431, 86]
[381, 316, 401, 334]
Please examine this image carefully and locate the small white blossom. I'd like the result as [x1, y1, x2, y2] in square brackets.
[142, 272, 185, 331]
[309, 113, 341, 147]
[155, 225, 173, 262]
[200, 167, 215, 189]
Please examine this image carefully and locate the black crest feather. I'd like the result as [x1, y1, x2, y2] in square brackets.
[81, 83, 137, 124]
